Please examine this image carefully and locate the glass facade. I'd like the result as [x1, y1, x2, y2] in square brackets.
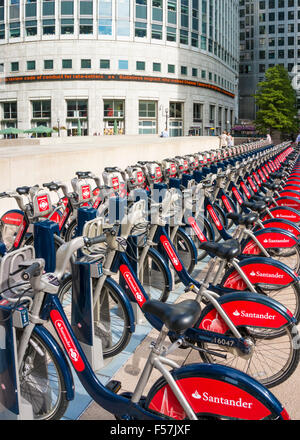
[0, 1, 238, 137]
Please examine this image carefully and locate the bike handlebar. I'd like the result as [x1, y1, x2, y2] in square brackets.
[21, 262, 42, 281]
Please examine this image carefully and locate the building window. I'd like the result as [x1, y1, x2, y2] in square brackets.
[43, 19, 55, 35]
[61, 1, 74, 15]
[192, 67, 197, 77]
[100, 59, 110, 69]
[66, 99, 88, 136]
[42, 1, 55, 16]
[166, 26, 176, 41]
[135, 21, 147, 37]
[181, 65, 187, 75]
[44, 59, 53, 70]
[136, 61, 145, 70]
[80, 0, 93, 15]
[79, 18, 93, 34]
[9, 21, 20, 38]
[11, 61, 19, 72]
[152, 23, 162, 39]
[103, 99, 125, 135]
[81, 59, 91, 68]
[3, 102, 17, 120]
[61, 19, 74, 34]
[27, 60, 36, 70]
[62, 59, 72, 69]
[152, 0, 163, 21]
[32, 100, 51, 119]
[193, 103, 202, 123]
[153, 62, 161, 72]
[98, 0, 112, 35]
[25, 20, 37, 36]
[118, 60, 128, 70]
[168, 64, 175, 73]
[139, 100, 157, 134]
[169, 102, 183, 137]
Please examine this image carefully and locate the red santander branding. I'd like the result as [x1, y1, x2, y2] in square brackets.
[1, 212, 23, 226]
[241, 263, 293, 285]
[37, 194, 50, 213]
[112, 177, 120, 190]
[50, 310, 85, 372]
[148, 377, 272, 420]
[232, 187, 244, 205]
[199, 300, 288, 333]
[81, 184, 91, 200]
[188, 216, 207, 242]
[120, 264, 146, 306]
[160, 235, 183, 271]
[221, 195, 234, 213]
[240, 182, 251, 199]
[207, 205, 223, 230]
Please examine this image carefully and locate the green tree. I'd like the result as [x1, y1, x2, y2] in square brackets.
[254, 65, 298, 135]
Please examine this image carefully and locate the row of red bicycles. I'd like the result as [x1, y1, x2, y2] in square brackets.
[0, 138, 299, 420]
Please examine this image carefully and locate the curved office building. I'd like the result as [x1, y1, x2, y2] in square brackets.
[0, 0, 239, 137]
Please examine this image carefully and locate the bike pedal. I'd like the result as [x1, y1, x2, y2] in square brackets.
[106, 380, 121, 394]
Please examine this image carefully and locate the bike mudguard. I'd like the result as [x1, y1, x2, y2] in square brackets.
[0, 209, 24, 226]
[145, 363, 289, 420]
[271, 196, 300, 210]
[278, 190, 300, 199]
[196, 290, 295, 334]
[283, 185, 300, 191]
[262, 206, 300, 223]
[254, 218, 300, 237]
[33, 325, 74, 401]
[221, 256, 299, 290]
[241, 227, 299, 255]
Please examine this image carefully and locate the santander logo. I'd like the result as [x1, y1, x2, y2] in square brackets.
[81, 185, 91, 199]
[50, 311, 85, 372]
[120, 265, 146, 306]
[160, 235, 183, 270]
[191, 390, 253, 409]
[37, 195, 50, 212]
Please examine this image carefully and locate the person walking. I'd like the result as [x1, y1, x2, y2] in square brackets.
[227, 131, 233, 147]
[296, 132, 300, 144]
[219, 130, 228, 148]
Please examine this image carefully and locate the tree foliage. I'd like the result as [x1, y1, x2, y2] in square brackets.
[254, 65, 298, 134]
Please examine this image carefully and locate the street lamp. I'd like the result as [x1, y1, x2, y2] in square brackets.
[57, 118, 60, 137]
[165, 108, 169, 131]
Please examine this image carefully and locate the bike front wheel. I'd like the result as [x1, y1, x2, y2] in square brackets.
[18, 330, 69, 420]
[58, 276, 132, 359]
[138, 248, 171, 302]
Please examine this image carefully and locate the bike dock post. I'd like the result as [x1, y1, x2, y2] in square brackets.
[0, 302, 33, 419]
[72, 206, 104, 371]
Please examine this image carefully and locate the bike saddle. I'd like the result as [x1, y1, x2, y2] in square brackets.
[16, 186, 31, 195]
[251, 194, 272, 204]
[43, 182, 59, 191]
[226, 212, 258, 227]
[76, 171, 91, 178]
[262, 181, 280, 191]
[198, 239, 241, 260]
[142, 299, 201, 334]
[243, 200, 266, 212]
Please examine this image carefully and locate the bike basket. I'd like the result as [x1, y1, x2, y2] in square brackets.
[129, 168, 145, 187]
[81, 217, 108, 257]
[0, 246, 35, 297]
[71, 178, 93, 203]
[102, 170, 125, 192]
[31, 188, 52, 218]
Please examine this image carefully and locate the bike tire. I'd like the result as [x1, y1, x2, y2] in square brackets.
[18, 330, 69, 420]
[58, 276, 132, 359]
[173, 229, 196, 282]
[198, 324, 300, 389]
[64, 219, 78, 242]
[138, 248, 171, 302]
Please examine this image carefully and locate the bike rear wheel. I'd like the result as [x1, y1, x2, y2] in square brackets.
[198, 324, 300, 389]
